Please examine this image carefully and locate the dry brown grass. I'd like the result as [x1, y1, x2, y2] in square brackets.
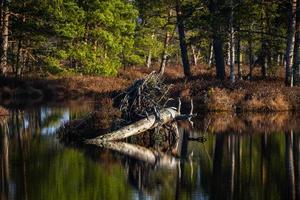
[239, 92, 289, 111]
[0, 106, 8, 116]
[2, 63, 300, 112]
[172, 64, 300, 111]
[57, 97, 122, 143]
[204, 88, 234, 111]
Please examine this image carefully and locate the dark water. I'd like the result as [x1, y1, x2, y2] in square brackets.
[0, 103, 299, 200]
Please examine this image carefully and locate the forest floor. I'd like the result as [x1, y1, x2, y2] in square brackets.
[1, 64, 300, 112]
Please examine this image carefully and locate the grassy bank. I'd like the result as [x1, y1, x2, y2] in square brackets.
[1, 64, 300, 112]
[0, 106, 8, 116]
[175, 75, 300, 112]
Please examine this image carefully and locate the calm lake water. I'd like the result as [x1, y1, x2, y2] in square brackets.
[0, 102, 299, 200]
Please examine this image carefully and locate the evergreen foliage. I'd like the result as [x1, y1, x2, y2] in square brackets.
[0, 0, 297, 81]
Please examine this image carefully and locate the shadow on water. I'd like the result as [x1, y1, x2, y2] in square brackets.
[1, 102, 300, 199]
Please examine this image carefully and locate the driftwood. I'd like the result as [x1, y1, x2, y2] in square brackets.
[116, 71, 172, 123]
[86, 98, 195, 143]
[86, 107, 180, 143]
[83, 72, 194, 144]
[57, 72, 197, 144]
[94, 142, 179, 169]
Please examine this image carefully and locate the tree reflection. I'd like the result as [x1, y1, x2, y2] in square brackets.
[211, 134, 225, 200]
[86, 126, 300, 200]
[0, 118, 9, 200]
[193, 130, 300, 200]
[286, 131, 296, 200]
[294, 133, 300, 200]
[0, 104, 98, 200]
[2, 105, 300, 200]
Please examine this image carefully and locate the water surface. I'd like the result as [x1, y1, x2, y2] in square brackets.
[0, 102, 299, 200]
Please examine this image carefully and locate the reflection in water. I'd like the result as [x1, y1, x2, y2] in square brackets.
[0, 104, 300, 199]
[202, 132, 300, 200]
[96, 142, 179, 169]
[0, 118, 9, 200]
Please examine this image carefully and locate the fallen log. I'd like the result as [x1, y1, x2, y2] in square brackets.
[58, 72, 196, 145]
[86, 107, 179, 143]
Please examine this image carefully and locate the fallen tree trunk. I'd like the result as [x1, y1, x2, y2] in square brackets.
[86, 107, 179, 143]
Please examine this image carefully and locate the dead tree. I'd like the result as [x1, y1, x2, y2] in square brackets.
[86, 102, 194, 143]
[86, 108, 180, 142]
[86, 72, 194, 143]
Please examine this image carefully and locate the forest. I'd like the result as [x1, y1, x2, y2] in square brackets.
[2, 1, 300, 200]
[0, 0, 299, 112]
[0, 0, 295, 80]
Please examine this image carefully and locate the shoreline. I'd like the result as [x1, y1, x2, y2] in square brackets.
[1, 65, 300, 112]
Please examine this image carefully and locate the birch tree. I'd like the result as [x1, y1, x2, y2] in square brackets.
[285, 0, 297, 86]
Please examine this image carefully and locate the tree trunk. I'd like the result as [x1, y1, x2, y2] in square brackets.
[0, 0, 8, 75]
[293, 0, 300, 84]
[260, 1, 269, 79]
[213, 38, 226, 80]
[208, 43, 213, 68]
[176, 0, 191, 78]
[229, 0, 235, 83]
[159, 11, 172, 76]
[237, 29, 242, 79]
[277, 54, 281, 67]
[16, 38, 23, 77]
[159, 31, 170, 75]
[285, 0, 297, 86]
[279, 54, 282, 66]
[261, 42, 268, 79]
[86, 108, 179, 142]
[146, 50, 152, 68]
[209, 0, 225, 80]
[191, 45, 198, 66]
[227, 42, 231, 66]
[248, 38, 253, 81]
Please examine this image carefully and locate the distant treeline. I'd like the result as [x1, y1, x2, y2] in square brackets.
[0, 0, 297, 84]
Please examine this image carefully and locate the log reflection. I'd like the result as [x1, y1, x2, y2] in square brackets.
[95, 142, 179, 169]
[88, 125, 203, 199]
